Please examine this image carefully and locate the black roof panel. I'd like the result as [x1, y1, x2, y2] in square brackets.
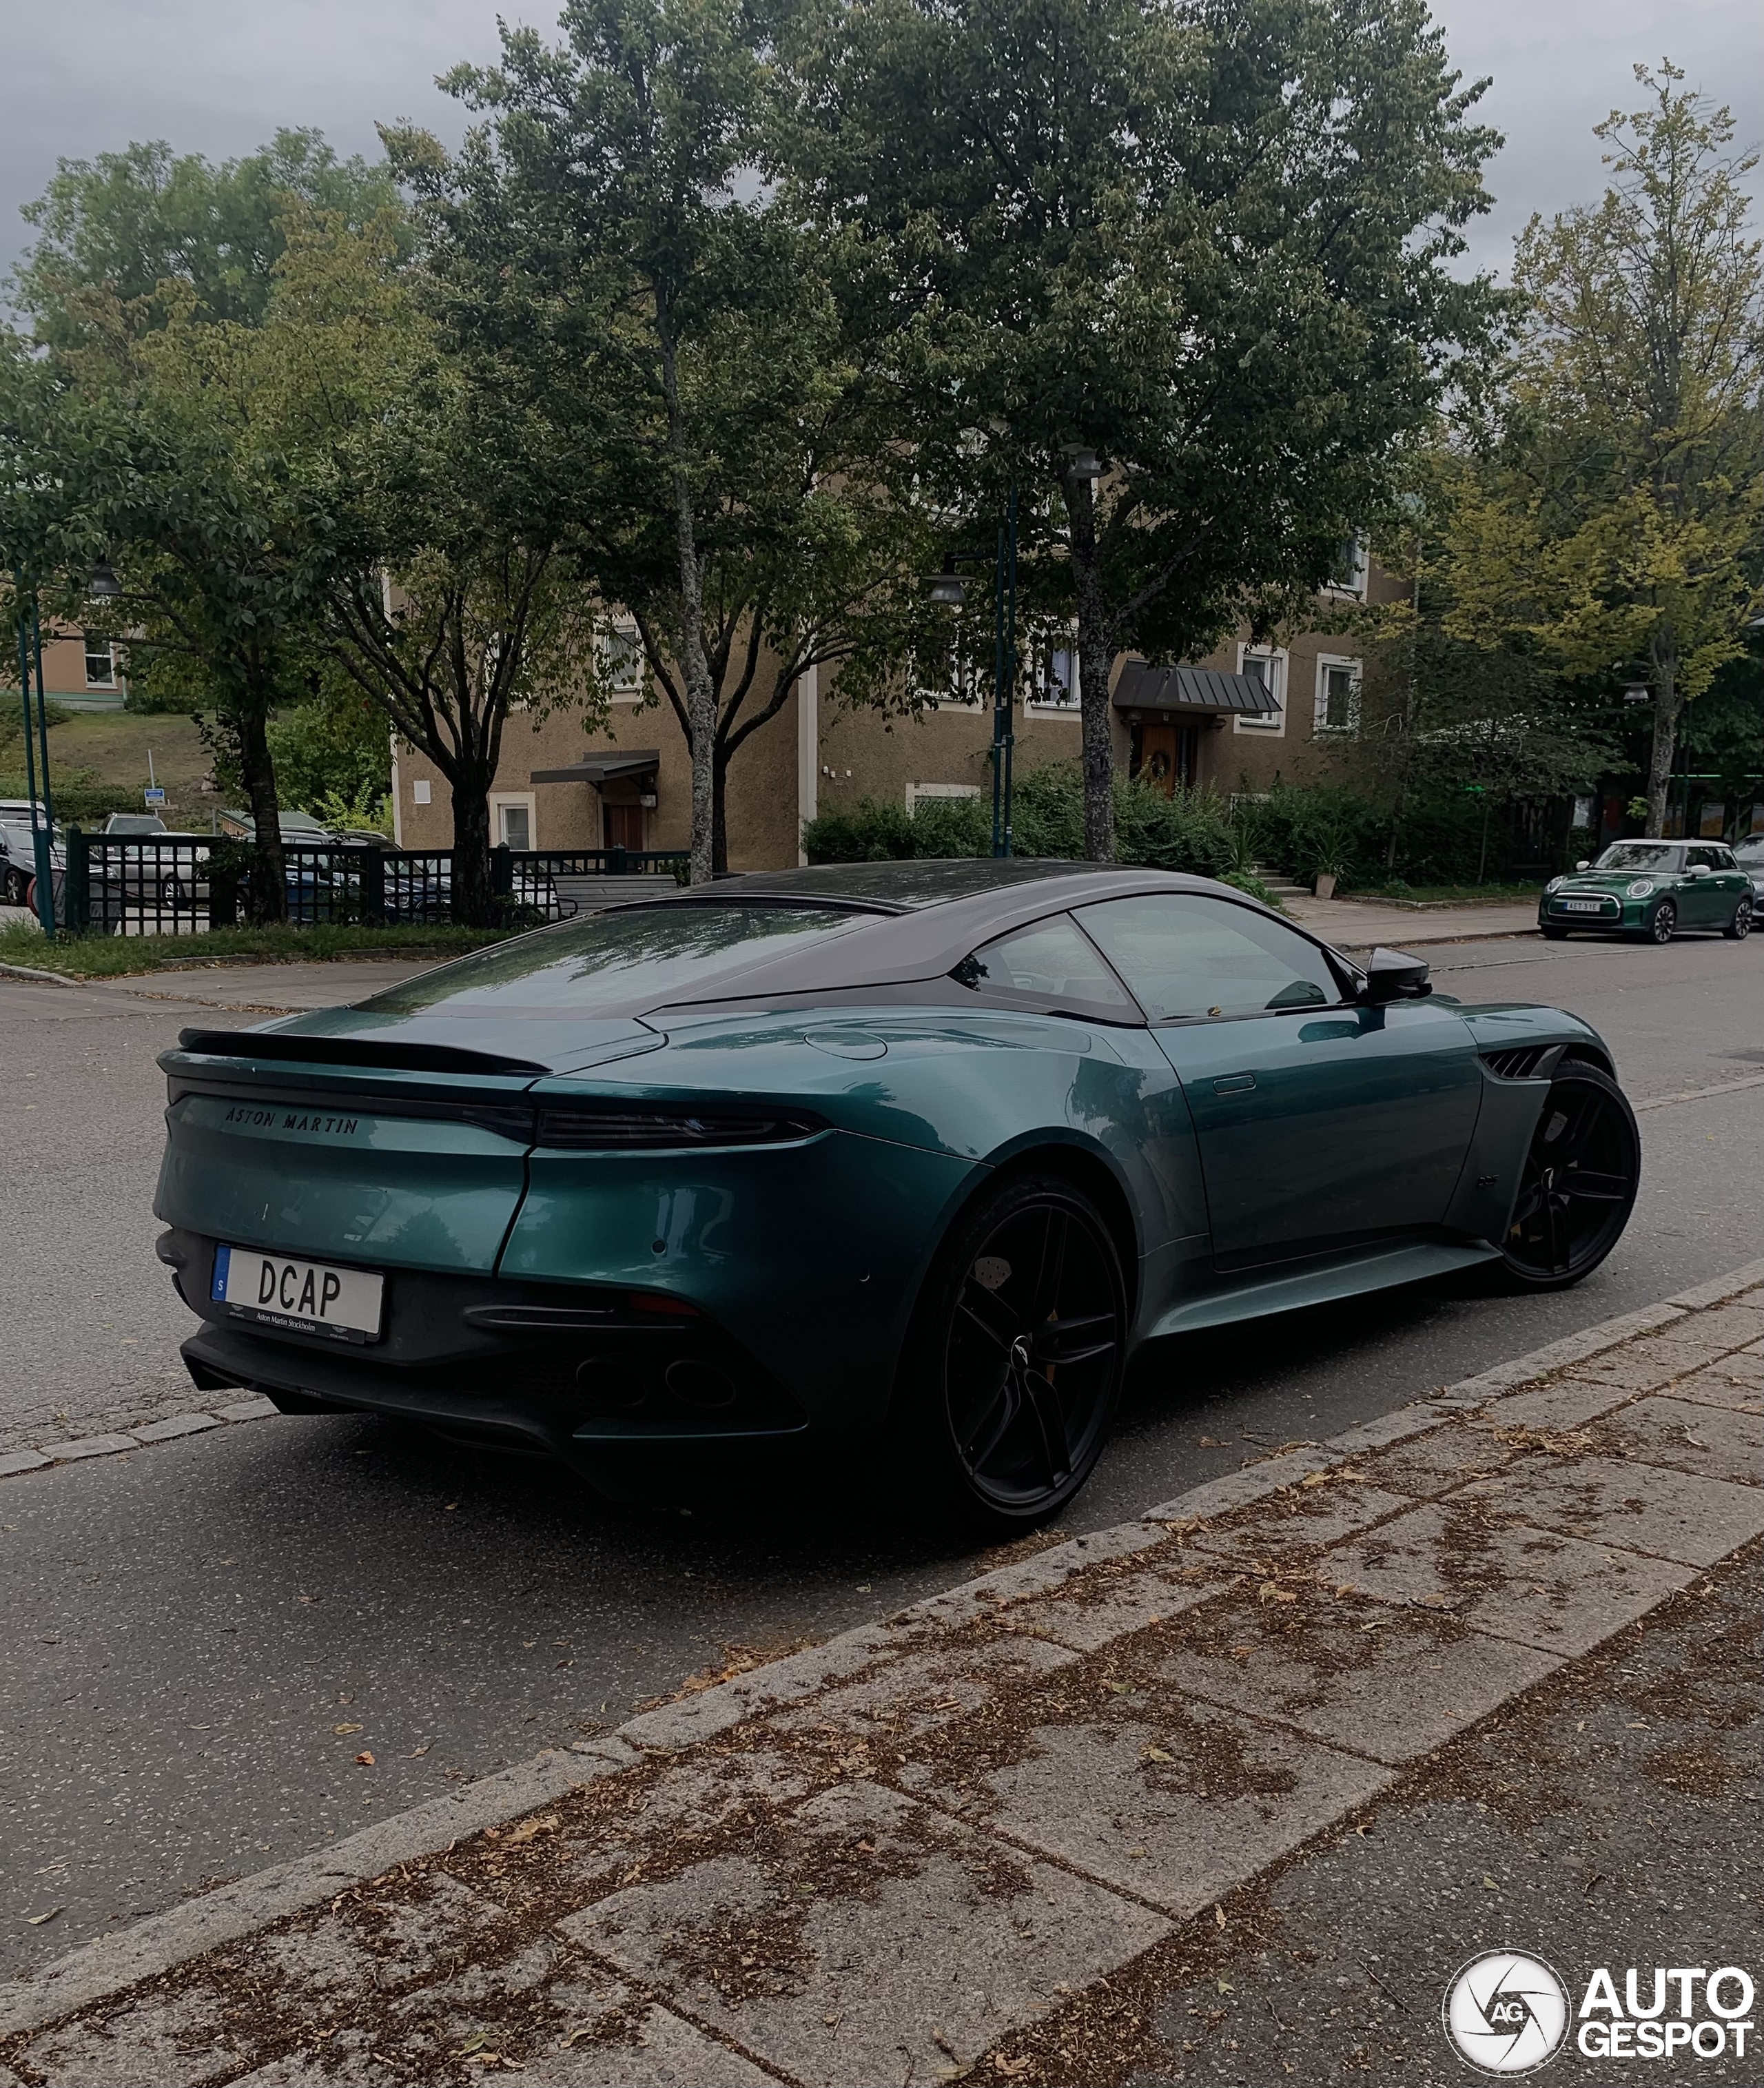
[717, 858, 1147, 910]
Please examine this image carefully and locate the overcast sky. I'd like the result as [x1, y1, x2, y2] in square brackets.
[1, 0, 1756, 295]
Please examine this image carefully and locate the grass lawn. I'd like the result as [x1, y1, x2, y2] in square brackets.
[1, 710, 215, 826]
[0, 919, 512, 979]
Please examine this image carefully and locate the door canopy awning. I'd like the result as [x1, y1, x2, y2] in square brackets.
[1113, 664, 1282, 715]
[530, 750, 662, 785]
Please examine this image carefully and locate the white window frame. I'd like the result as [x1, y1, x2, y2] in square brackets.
[1023, 629, 1081, 717]
[597, 620, 646, 702]
[84, 637, 118, 688]
[411, 777, 432, 807]
[906, 782, 983, 812]
[491, 791, 537, 852]
[1324, 532, 1369, 601]
[1232, 644, 1287, 736]
[1313, 655, 1362, 734]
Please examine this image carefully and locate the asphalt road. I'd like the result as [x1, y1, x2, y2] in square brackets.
[1, 932, 1760, 1977]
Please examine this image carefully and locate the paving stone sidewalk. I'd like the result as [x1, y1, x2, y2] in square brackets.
[1, 1274, 1758, 2087]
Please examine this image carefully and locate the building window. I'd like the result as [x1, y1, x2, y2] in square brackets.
[491, 793, 536, 850]
[1313, 656, 1362, 733]
[1328, 533, 1368, 599]
[914, 618, 986, 711]
[598, 622, 645, 701]
[412, 779, 432, 806]
[1233, 645, 1286, 735]
[1024, 634, 1080, 715]
[84, 637, 118, 688]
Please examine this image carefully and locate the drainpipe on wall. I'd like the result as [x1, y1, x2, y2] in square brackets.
[797, 663, 819, 866]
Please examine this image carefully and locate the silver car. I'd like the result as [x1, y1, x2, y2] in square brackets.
[1732, 836, 1764, 908]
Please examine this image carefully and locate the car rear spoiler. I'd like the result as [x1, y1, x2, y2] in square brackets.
[173, 1029, 550, 1078]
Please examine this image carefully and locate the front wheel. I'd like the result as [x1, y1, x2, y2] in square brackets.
[1539, 925, 1569, 941]
[1643, 899, 1676, 944]
[1724, 897, 1753, 941]
[887, 1172, 1127, 1533]
[1498, 1062, 1639, 1291]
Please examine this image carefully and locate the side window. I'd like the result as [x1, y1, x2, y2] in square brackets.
[1076, 893, 1344, 1021]
[1686, 846, 1720, 872]
[956, 914, 1139, 1020]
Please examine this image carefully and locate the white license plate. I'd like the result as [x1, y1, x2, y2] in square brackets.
[212, 1245, 384, 1343]
[1561, 899, 1606, 913]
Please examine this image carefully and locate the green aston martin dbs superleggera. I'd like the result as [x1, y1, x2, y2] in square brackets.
[155, 861, 1641, 1528]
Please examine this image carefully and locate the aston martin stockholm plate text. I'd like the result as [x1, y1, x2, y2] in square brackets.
[211, 1244, 384, 1344]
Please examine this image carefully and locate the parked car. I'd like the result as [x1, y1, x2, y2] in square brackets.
[159, 861, 1642, 1530]
[1731, 835, 1764, 908]
[1538, 840, 1753, 943]
[0, 804, 64, 908]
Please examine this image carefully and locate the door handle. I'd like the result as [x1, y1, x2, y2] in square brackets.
[1212, 1073, 1256, 1095]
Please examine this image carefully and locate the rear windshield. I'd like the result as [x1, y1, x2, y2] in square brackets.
[1593, 843, 1680, 872]
[357, 901, 868, 1014]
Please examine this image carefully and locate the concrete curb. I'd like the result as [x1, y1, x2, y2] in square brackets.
[0, 1398, 278, 1479]
[3, 1261, 1760, 2040]
[0, 960, 82, 988]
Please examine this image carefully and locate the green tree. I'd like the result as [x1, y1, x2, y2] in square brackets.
[1448, 64, 1764, 834]
[12, 130, 405, 342]
[785, 0, 1506, 857]
[233, 211, 607, 923]
[393, 0, 930, 880]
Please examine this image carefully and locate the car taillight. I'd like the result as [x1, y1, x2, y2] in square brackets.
[534, 1105, 825, 1149]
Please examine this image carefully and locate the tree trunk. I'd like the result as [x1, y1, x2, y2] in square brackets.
[712, 739, 730, 877]
[1063, 464, 1115, 863]
[450, 770, 496, 927]
[1644, 653, 1679, 836]
[233, 703, 287, 924]
[657, 320, 718, 889]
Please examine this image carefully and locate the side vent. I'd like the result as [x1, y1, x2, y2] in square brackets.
[1480, 1043, 1561, 1081]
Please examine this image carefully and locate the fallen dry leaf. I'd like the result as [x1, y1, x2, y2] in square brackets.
[1142, 1745, 1175, 1763]
[355, 1751, 376, 1767]
[27, 1908, 62, 1926]
[331, 1723, 362, 1736]
[505, 1815, 559, 1845]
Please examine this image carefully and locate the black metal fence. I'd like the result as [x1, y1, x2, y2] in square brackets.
[61, 831, 690, 936]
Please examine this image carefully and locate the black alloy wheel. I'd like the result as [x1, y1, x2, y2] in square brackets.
[1724, 897, 1753, 941]
[893, 1173, 1126, 1531]
[1645, 899, 1676, 944]
[1499, 1062, 1640, 1291]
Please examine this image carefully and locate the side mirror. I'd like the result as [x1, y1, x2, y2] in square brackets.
[1688, 863, 1710, 878]
[1360, 945, 1432, 1003]
[1575, 859, 1590, 871]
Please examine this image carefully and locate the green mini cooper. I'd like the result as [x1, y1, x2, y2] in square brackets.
[1539, 841, 1754, 943]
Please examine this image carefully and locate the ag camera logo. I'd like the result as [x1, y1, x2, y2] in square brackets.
[1443, 1951, 1570, 2074]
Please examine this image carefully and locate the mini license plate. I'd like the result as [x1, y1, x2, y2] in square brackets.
[1561, 899, 1606, 913]
[212, 1244, 384, 1343]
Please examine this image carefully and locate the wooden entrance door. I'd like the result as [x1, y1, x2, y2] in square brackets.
[603, 803, 646, 852]
[1137, 722, 1198, 797]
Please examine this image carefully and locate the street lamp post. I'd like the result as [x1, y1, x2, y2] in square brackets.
[10, 575, 58, 936]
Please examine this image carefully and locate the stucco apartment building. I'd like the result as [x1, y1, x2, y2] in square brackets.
[391, 549, 1402, 868]
[4, 622, 130, 710]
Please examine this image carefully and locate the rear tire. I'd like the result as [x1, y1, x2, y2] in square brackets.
[886, 1171, 1126, 1533]
[1496, 1061, 1639, 1291]
[1724, 897, 1753, 941]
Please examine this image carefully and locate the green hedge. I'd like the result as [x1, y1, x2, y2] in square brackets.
[803, 761, 1244, 878]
